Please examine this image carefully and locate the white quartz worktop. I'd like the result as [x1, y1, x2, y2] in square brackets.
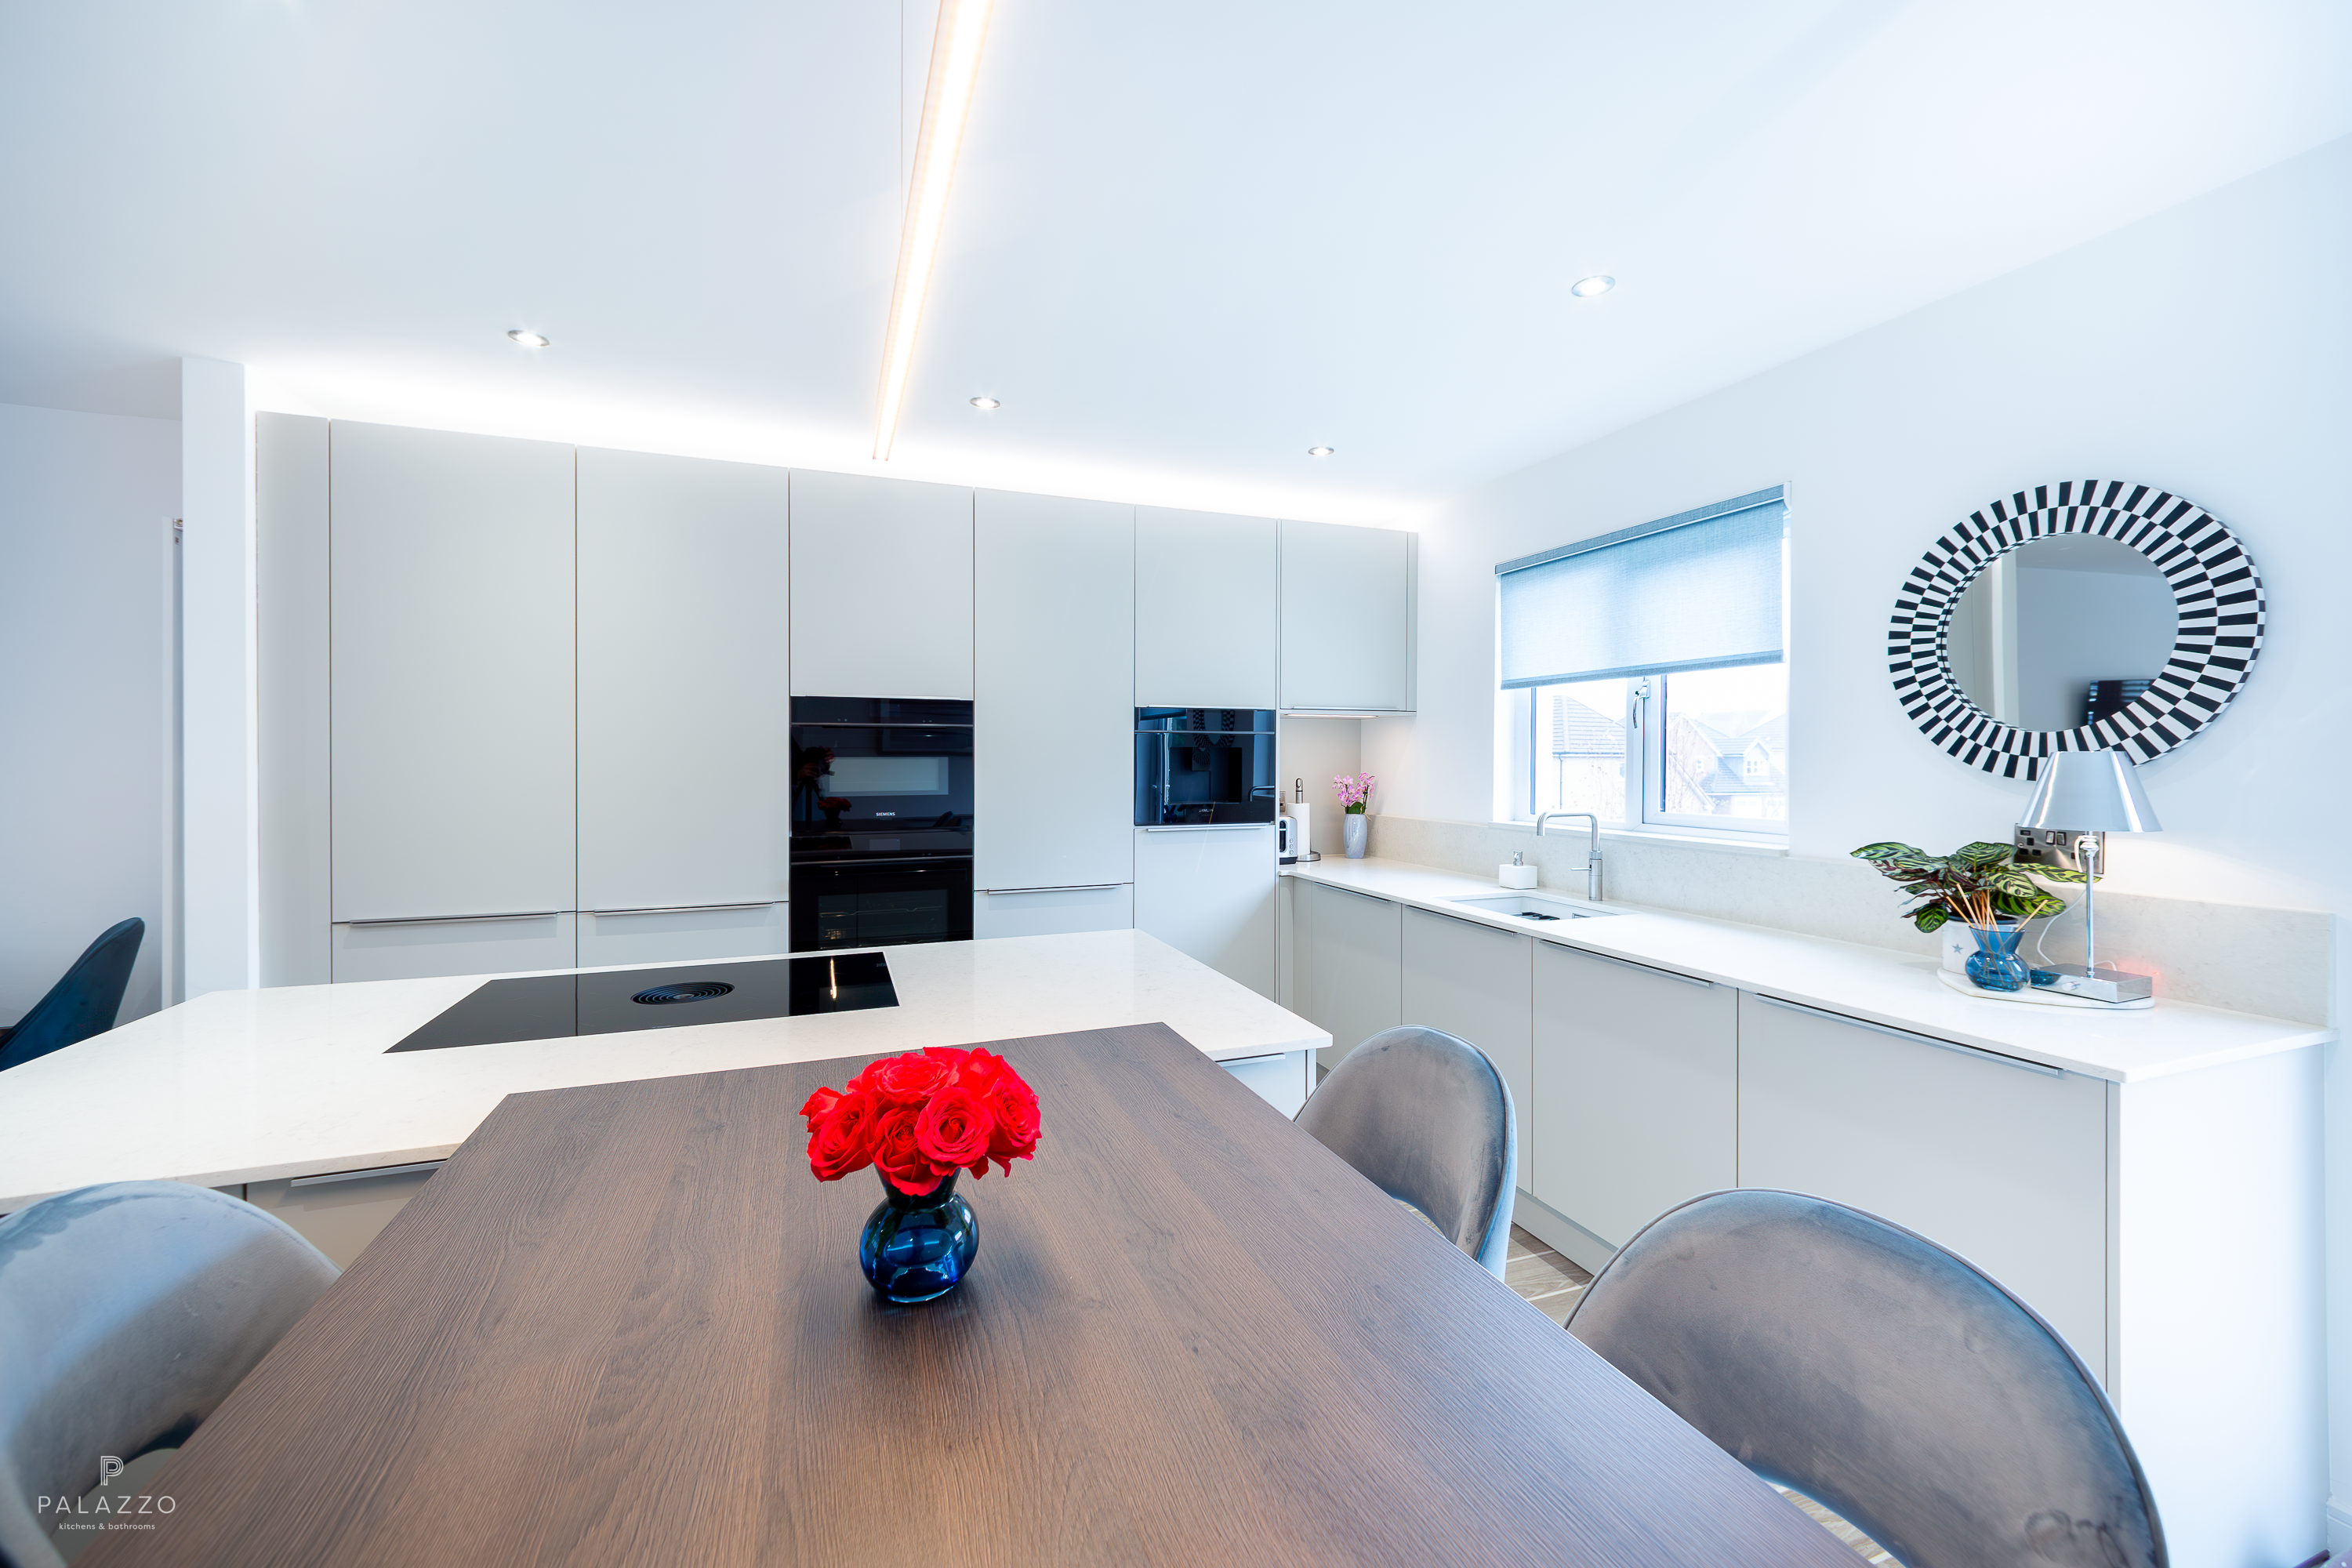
[0, 931, 1326, 1211]
[1286, 856, 2332, 1085]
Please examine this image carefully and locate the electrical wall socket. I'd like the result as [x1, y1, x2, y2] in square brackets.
[2013, 826, 2100, 874]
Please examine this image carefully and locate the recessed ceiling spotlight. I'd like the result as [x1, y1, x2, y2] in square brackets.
[1307, 446, 1336, 458]
[506, 329, 550, 347]
[970, 397, 1000, 409]
[1569, 275, 1615, 299]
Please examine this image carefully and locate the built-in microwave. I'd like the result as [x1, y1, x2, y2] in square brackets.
[1134, 708, 1278, 826]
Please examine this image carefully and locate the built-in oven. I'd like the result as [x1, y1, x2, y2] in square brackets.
[1134, 708, 1279, 826]
[790, 698, 974, 951]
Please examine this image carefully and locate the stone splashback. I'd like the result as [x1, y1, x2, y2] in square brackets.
[1364, 814, 2334, 1025]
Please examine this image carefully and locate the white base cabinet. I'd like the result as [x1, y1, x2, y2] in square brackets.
[1399, 909, 1532, 1182]
[1735, 991, 2108, 1377]
[1533, 944, 1737, 1254]
[1221, 1051, 1314, 1118]
[1292, 880, 1400, 1069]
[1134, 826, 1276, 999]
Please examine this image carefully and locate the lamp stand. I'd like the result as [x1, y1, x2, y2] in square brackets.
[2031, 829, 2152, 1004]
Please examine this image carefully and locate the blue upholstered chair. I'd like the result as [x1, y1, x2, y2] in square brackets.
[0, 1181, 339, 1568]
[0, 920, 144, 1073]
[1294, 1025, 1517, 1278]
[1565, 1188, 2166, 1568]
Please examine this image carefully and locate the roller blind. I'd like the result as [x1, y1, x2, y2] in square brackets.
[1496, 488, 1785, 689]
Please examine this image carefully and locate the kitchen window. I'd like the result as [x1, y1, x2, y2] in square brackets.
[1497, 487, 1788, 839]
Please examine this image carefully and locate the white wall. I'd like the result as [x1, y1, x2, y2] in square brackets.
[1368, 131, 2352, 1546]
[0, 403, 178, 1028]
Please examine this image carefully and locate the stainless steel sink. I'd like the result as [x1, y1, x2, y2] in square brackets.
[1448, 894, 1613, 923]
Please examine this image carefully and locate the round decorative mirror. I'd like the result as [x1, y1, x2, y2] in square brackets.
[1887, 481, 2263, 778]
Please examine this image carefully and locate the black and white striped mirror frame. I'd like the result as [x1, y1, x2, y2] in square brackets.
[1887, 480, 2265, 779]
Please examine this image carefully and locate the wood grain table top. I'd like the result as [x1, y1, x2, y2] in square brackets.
[87, 1022, 1855, 1566]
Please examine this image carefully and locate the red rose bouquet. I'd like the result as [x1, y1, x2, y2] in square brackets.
[800, 1046, 1042, 1196]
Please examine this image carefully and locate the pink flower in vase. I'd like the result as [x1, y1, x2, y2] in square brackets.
[1332, 773, 1377, 811]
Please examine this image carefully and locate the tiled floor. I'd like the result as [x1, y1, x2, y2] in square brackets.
[1501, 1224, 1894, 1565]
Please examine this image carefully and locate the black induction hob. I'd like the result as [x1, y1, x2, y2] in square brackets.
[385, 953, 898, 1053]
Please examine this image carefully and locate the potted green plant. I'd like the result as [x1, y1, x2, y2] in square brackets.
[1850, 840, 2068, 993]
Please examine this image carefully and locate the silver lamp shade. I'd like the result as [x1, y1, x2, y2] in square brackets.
[2017, 751, 2161, 833]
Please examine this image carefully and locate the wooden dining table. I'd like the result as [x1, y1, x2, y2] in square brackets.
[87, 1022, 1857, 1566]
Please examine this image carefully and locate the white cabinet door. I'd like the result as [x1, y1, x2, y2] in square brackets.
[789, 470, 971, 699]
[1295, 880, 1400, 1068]
[1279, 521, 1414, 711]
[974, 491, 1134, 909]
[577, 902, 789, 969]
[331, 913, 578, 983]
[1222, 1051, 1313, 1118]
[328, 422, 576, 924]
[1133, 825, 1276, 998]
[578, 448, 791, 917]
[1135, 507, 1277, 708]
[1400, 909, 1534, 1183]
[974, 884, 1132, 939]
[1532, 942, 1737, 1251]
[1737, 992, 2109, 1374]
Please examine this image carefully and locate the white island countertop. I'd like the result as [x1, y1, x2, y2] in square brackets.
[0, 931, 1326, 1211]
[1287, 856, 2333, 1085]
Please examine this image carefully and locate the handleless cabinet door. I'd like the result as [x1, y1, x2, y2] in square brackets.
[789, 470, 971, 699]
[1134, 825, 1276, 998]
[1736, 993, 2107, 1373]
[974, 491, 1133, 900]
[1401, 909, 1534, 1184]
[1297, 880, 1400, 1069]
[578, 448, 790, 934]
[328, 422, 575, 924]
[1279, 521, 1414, 711]
[1135, 508, 1277, 709]
[1531, 942, 1737, 1251]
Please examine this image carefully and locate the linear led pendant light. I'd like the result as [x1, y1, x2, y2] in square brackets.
[873, 0, 996, 459]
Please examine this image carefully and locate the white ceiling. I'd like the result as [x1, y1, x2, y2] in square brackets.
[3, 1, 2348, 521]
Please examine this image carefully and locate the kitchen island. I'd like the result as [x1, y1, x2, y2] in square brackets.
[0, 931, 1326, 1219]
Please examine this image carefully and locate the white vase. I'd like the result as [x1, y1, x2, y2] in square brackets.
[1343, 813, 1369, 858]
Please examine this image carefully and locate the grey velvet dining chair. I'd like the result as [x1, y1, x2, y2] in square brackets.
[1294, 1025, 1517, 1279]
[1565, 1188, 2165, 1568]
[0, 1181, 339, 1568]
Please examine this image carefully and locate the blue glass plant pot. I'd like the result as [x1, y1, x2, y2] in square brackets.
[859, 1171, 978, 1304]
[1964, 923, 2031, 993]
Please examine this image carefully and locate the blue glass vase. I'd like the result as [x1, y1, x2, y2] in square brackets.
[1965, 923, 2030, 993]
[859, 1171, 978, 1304]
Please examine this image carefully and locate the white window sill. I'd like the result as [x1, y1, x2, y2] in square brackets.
[1493, 819, 1789, 858]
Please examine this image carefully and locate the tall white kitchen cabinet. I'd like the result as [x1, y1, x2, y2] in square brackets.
[789, 470, 972, 700]
[1292, 881, 1401, 1069]
[1133, 826, 1276, 996]
[1279, 521, 1414, 712]
[1135, 508, 1278, 709]
[327, 423, 579, 981]
[972, 492, 1134, 938]
[575, 448, 793, 968]
[1399, 909, 1534, 1182]
[1530, 943, 1737, 1260]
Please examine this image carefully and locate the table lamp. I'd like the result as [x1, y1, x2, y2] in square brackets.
[2013, 750, 2160, 1004]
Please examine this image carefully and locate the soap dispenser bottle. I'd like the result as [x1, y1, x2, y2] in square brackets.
[1500, 850, 1538, 891]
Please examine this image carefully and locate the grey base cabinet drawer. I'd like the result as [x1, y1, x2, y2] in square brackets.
[1400, 909, 1532, 1184]
[1532, 944, 1736, 1250]
[1735, 992, 2107, 1373]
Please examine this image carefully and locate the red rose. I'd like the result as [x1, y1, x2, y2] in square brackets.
[869, 1102, 946, 1195]
[979, 1073, 1041, 1174]
[923, 1045, 972, 1079]
[868, 1051, 956, 1105]
[958, 1048, 1007, 1092]
[915, 1084, 994, 1172]
[807, 1089, 878, 1182]
[800, 1085, 841, 1133]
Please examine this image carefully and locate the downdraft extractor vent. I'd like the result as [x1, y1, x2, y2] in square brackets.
[632, 982, 736, 1005]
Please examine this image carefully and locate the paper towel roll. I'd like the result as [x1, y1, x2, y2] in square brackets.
[1284, 800, 1312, 855]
